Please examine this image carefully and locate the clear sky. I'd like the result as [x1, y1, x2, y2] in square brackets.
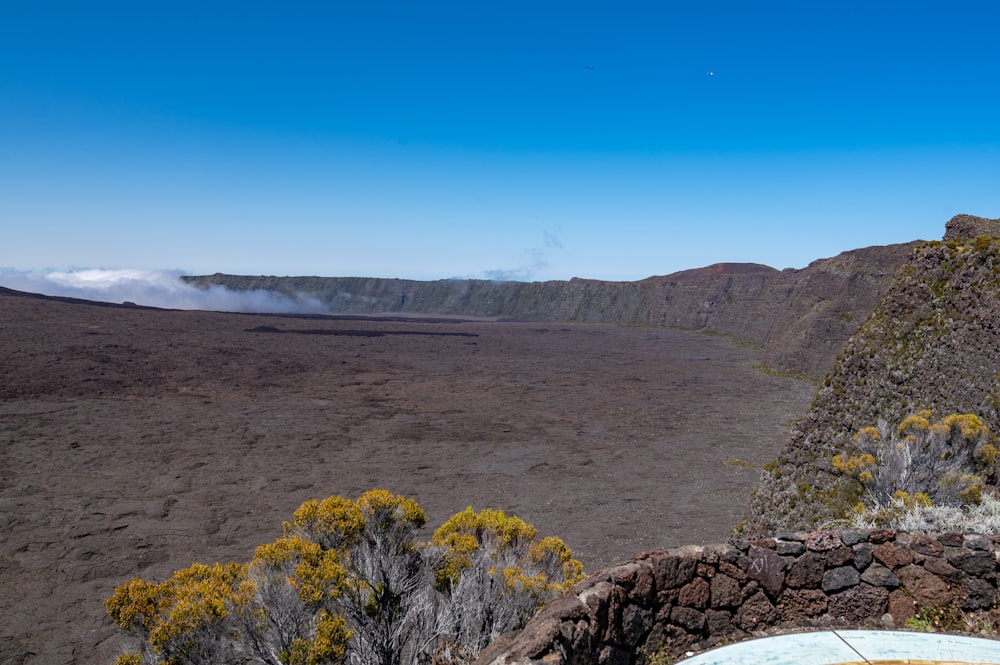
[2, 1, 999, 285]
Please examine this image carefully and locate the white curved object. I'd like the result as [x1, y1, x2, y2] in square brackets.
[678, 630, 1000, 665]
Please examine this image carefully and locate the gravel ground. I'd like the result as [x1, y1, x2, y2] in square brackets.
[0, 290, 814, 664]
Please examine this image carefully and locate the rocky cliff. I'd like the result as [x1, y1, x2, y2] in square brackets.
[186, 241, 916, 377]
[743, 214, 1000, 537]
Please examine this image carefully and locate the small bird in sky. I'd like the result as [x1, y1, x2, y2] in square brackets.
[585, 65, 595, 70]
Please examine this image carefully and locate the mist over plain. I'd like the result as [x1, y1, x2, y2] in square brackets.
[0, 268, 327, 313]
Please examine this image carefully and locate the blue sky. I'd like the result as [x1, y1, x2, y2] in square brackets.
[2, 1, 999, 286]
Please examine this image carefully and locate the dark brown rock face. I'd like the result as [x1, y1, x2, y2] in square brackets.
[743, 217, 1000, 535]
[475, 530, 1000, 665]
[187, 240, 918, 378]
[943, 214, 1000, 241]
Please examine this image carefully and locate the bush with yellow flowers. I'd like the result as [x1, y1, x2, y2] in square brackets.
[106, 490, 583, 665]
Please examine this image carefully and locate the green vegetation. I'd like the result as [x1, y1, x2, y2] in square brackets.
[905, 600, 967, 633]
[831, 412, 1000, 529]
[903, 597, 996, 636]
[639, 646, 675, 665]
[106, 490, 583, 665]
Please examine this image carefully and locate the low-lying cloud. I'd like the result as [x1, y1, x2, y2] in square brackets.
[0, 268, 329, 314]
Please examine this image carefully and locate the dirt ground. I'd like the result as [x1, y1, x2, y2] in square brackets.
[0, 289, 815, 664]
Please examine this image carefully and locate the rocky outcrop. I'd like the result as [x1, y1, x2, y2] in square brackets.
[743, 215, 1000, 536]
[186, 242, 917, 377]
[944, 213, 1000, 242]
[649, 245, 917, 376]
[475, 530, 1000, 665]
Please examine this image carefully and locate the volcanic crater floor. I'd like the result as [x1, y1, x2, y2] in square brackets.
[0, 291, 815, 664]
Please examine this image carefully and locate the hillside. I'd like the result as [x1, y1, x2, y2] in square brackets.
[743, 214, 1000, 536]
[186, 241, 917, 378]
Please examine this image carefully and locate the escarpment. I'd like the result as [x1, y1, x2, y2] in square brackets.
[187, 241, 916, 378]
[743, 215, 1000, 537]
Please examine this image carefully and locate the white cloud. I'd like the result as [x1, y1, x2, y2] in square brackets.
[0, 268, 329, 314]
[479, 229, 565, 282]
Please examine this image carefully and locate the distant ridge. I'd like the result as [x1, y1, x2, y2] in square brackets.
[187, 242, 918, 377]
[644, 262, 777, 281]
[0, 285, 157, 310]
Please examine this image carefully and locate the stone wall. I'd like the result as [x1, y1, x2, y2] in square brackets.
[474, 530, 1000, 665]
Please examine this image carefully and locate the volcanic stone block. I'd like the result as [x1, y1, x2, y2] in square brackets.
[559, 619, 593, 657]
[678, 577, 710, 609]
[868, 529, 896, 544]
[705, 609, 735, 637]
[640, 623, 667, 656]
[961, 576, 999, 611]
[828, 584, 889, 622]
[896, 564, 955, 606]
[662, 624, 698, 650]
[747, 545, 787, 597]
[734, 590, 776, 632]
[655, 554, 699, 590]
[728, 538, 750, 552]
[824, 546, 854, 567]
[909, 534, 944, 557]
[938, 532, 964, 547]
[874, 542, 914, 569]
[718, 560, 747, 581]
[776, 532, 806, 542]
[626, 563, 656, 605]
[710, 573, 741, 608]
[786, 552, 825, 588]
[861, 563, 899, 589]
[888, 589, 918, 621]
[822, 566, 860, 593]
[600, 586, 629, 645]
[947, 550, 995, 577]
[805, 531, 842, 552]
[840, 530, 867, 546]
[670, 606, 706, 633]
[719, 544, 747, 565]
[922, 556, 963, 583]
[580, 580, 613, 633]
[860, 564, 900, 588]
[776, 540, 805, 556]
[621, 605, 655, 649]
[778, 588, 828, 621]
[852, 543, 874, 570]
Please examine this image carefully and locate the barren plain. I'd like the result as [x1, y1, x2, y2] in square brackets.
[0, 289, 815, 664]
